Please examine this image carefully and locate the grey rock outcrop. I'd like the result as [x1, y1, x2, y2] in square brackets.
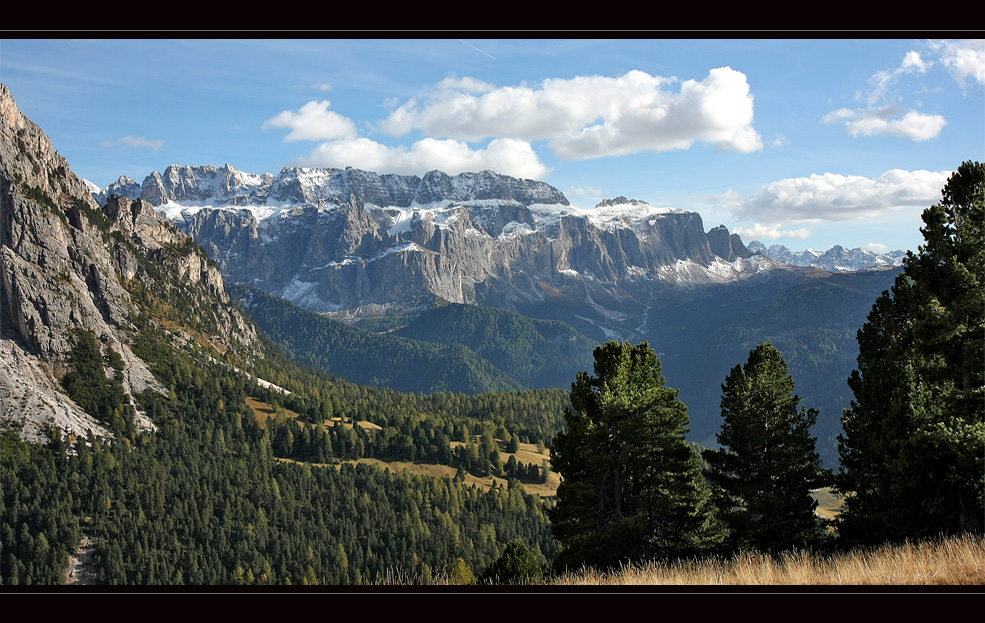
[1, 82, 257, 441]
[707, 224, 753, 262]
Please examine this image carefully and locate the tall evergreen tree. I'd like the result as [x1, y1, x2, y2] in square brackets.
[549, 341, 724, 570]
[837, 161, 985, 544]
[704, 342, 828, 552]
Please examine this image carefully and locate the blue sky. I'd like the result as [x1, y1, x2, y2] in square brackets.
[1, 37, 982, 253]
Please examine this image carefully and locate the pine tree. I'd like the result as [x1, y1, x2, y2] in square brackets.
[704, 342, 828, 552]
[549, 341, 724, 570]
[479, 538, 544, 585]
[837, 161, 985, 544]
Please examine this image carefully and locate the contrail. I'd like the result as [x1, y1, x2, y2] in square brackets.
[459, 39, 496, 60]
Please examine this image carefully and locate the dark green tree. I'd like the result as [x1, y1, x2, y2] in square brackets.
[704, 342, 828, 552]
[549, 341, 724, 570]
[837, 161, 985, 545]
[479, 538, 544, 585]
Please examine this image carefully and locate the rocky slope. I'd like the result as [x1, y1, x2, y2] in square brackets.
[0, 83, 257, 442]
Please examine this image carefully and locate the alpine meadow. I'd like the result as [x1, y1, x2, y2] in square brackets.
[1, 38, 983, 588]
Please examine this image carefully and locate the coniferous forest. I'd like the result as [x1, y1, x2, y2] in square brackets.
[1, 162, 982, 587]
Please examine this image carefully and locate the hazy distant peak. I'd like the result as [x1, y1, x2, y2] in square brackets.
[749, 240, 906, 272]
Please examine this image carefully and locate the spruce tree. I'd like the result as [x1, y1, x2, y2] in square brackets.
[549, 341, 724, 570]
[704, 342, 828, 552]
[837, 161, 985, 544]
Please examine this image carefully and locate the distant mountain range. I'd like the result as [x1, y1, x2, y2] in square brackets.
[746, 240, 906, 272]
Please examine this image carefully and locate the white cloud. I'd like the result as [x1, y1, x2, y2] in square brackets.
[100, 136, 164, 150]
[436, 75, 495, 94]
[732, 223, 811, 241]
[862, 69, 895, 106]
[380, 67, 763, 159]
[313, 82, 333, 91]
[735, 169, 951, 223]
[864, 242, 888, 252]
[901, 51, 928, 74]
[291, 137, 548, 179]
[823, 106, 947, 141]
[262, 100, 358, 142]
[930, 39, 985, 88]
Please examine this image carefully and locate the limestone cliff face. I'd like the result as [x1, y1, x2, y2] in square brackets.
[143, 174, 765, 321]
[0, 83, 257, 441]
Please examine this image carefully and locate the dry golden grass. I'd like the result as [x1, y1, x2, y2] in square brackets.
[323, 416, 382, 431]
[551, 534, 985, 585]
[245, 396, 302, 428]
[351, 457, 459, 480]
[246, 397, 381, 434]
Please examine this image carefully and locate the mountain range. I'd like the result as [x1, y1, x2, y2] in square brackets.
[746, 240, 906, 272]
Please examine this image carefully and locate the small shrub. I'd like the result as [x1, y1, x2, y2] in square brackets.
[480, 539, 544, 585]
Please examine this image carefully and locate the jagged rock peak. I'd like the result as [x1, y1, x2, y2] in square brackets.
[595, 196, 649, 208]
[0, 83, 98, 215]
[706, 224, 752, 262]
[89, 175, 143, 205]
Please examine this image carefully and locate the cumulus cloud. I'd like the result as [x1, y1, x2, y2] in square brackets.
[864, 242, 888, 252]
[732, 223, 811, 241]
[930, 39, 985, 88]
[734, 169, 951, 223]
[291, 136, 548, 179]
[264, 67, 765, 178]
[822, 106, 947, 141]
[100, 136, 164, 150]
[380, 67, 763, 159]
[262, 100, 358, 142]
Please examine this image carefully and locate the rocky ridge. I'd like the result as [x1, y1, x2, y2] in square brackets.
[0, 83, 257, 441]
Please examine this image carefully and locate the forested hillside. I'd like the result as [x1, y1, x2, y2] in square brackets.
[234, 285, 597, 395]
[232, 285, 523, 395]
[2, 324, 559, 584]
[653, 268, 902, 466]
[392, 303, 597, 390]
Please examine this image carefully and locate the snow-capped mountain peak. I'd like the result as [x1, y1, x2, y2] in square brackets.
[748, 240, 905, 272]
